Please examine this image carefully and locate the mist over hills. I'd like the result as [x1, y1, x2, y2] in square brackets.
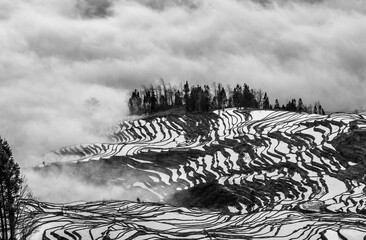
[2, 0, 366, 238]
[2, 0, 366, 170]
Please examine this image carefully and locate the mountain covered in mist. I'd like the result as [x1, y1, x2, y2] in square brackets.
[23, 109, 366, 239]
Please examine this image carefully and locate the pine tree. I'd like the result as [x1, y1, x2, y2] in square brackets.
[183, 81, 190, 111]
[217, 85, 227, 110]
[263, 92, 270, 109]
[174, 90, 182, 106]
[202, 85, 211, 112]
[243, 84, 251, 108]
[0, 137, 22, 240]
[297, 98, 304, 112]
[150, 88, 156, 113]
[189, 85, 200, 112]
[274, 99, 280, 109]
[128, 90, 142, 114]
[291, 99, 297, 111]
[319, 104, 325, 115]
[250, 89, 259, 108]
[232, 84, 242, 108]
[143, 89, 151, 113]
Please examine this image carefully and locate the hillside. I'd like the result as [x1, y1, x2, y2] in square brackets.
[22, 109, 366, 239]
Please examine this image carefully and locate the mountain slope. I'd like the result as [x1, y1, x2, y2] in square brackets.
[22, 199, 366, 240]
[24, 109, 366, 239]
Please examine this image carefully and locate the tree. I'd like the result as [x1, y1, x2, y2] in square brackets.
[183, 81, 190, 111]
[320, 106, 325, 115]
[159, 78, 168, 109]
[263, 92, 270, 109]
[226, 85, 233, 108]
[0, 137, 22, 240]
[274, 99, 280, 109]
[232, 84, 242, 108]
[174, 90, 182, 106]
[128, 90, 142, 115]
[142, 89, 151, 113]
[150, 87, 157, 113]
[286, 99, 297, 112]
[202, 85, 211, 112]
[217, 84, 227, 109]
[297, 98, 304, 112]
[188, 85, 200, 111]
[318, 103, 325, 115]
[242, 84, 251, 108]
[250, 89, 259, 108]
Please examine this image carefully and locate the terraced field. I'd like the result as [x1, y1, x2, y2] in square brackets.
[23, 109, 366, 239]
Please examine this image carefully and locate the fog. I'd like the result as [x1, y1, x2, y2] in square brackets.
[1, 0, 366, 201]
[24, 168, 162, 203]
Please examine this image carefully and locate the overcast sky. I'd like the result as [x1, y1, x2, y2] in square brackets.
[1, 0, 366, 167]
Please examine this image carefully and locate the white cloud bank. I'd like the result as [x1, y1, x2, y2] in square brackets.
[1, 0, 366, 168]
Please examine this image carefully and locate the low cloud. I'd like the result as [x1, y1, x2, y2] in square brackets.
[1, 0, 366, 168]
[25, 168, 161, 203]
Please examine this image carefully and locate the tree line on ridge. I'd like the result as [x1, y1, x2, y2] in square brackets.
[128, 79, 326, 115]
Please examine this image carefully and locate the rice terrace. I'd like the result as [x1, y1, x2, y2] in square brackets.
[16, 108, 366, 239]
[2, 0, 366, 240]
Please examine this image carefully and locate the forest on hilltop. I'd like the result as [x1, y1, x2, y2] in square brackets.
[128, 80, 326, 115]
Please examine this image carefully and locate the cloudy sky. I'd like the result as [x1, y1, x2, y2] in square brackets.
[1, 0, 366, 167]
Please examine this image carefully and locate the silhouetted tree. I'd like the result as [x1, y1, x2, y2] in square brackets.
[212, 82, 217, 107]
[227, 85, 233, 108]
[0, 137, 22, 240]
[232, 84, 242, 108]
[217, 84, 227, 109]
[160, 78, 168, 109]
[142, 89, 151, 113]
[292, 99, 297, 111]
[174, 90, 182, 106]
[274, 99, 280, 109]
[285, 99, 297, 112]
[263, 92, 270, 109]
[313, 101, 326, 114]
[316, 102, 325, 115]
[211, 96, 218, 110]
[183, 81, 190, 111]
[128, 90, 142, 115]
[243, 84, 251, 108]
[320, 106, 325, 115]
[250, 89, 259, 108]
[188, 85, 200, 111]
[150, 88, 157, 112]
[202, 85, 211, 112]
[297, 98, 304, 112]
